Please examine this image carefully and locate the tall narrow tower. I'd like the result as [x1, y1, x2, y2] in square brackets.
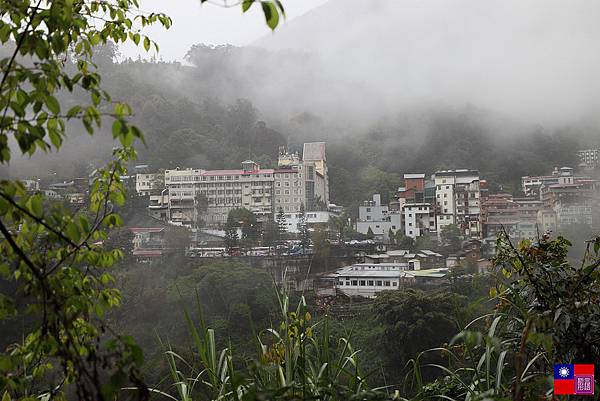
[302, 142, 329, 206]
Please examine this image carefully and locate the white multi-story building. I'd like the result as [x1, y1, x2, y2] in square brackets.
[434, 169, 482, 238]
[577, 149, 599, 168]
[135, 173, 163, 196]
[356, 194, 402, 241]
[403, 203, 435, 238]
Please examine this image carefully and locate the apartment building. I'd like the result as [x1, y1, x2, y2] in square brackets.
[397, 173, 425, 208]
[164, 161, 274, 226]
[434, 169, 482, 238]
[160, 143, 329, 227]
[577, 148, 599, 168]
[539, 169, 599, 229]
[302, 142, 329, 205]
[521, 167, 588, 198]
[403, 203, 435, 238]
[481, 193, 543, 239]
[135, 172, 163, 196]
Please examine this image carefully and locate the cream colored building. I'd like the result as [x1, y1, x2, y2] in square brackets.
[158, 143, 330, 227]
[164, 161, 274, 226]
[135, 173, 163, 196]
[273, 145, 329, 213]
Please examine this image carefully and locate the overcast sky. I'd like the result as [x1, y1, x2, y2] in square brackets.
[120, 0, 328, 61]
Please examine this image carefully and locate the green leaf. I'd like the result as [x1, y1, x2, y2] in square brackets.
[242, 0, 254, 12]
[48, 129, 62, 148]
[112, 119, 124, 138]
[66, 222, 81, 242]
[261, 1, 279, 30]
[45, 96, 60, 114]
[91, 91, 100, 106]
[36, 112, 48, 125]
[66, 105, 81, 118]
[143, 36, 150, 51]
[28, 196, 43, 218]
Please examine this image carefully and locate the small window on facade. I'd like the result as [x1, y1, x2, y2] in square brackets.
[376, 280, 383, 286]
[367, 280, 374, 286]
[359, 280, 366, 286]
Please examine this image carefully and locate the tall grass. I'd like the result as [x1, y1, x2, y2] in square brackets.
[149, 285, 395, 401]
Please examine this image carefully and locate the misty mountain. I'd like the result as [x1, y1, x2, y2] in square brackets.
[2, 0, 597, 208]
[255, 0, 600, 125]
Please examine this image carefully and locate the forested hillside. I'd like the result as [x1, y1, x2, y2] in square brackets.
[1, 43, 590, 209]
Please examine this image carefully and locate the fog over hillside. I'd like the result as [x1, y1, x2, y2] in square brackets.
[2, 0, 599, 182]
[250, 0, 600, 126]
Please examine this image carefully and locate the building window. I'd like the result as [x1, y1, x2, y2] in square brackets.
[359, 280, 366, 286]
[384, 281, 390, 287]
[376, 280, 382, 286]
[392, 282, 397, 286]
[351, 280, 357, 286]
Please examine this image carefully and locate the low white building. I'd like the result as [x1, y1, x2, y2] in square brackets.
[21, 179, 40, 192]
[356, 194, 401, 241]
[331, 262, 449, 297]
[331, 263, 413, 298]
[280, 210, 335, 233]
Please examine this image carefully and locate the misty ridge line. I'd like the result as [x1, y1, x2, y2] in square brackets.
[2, 0, 599, 201]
